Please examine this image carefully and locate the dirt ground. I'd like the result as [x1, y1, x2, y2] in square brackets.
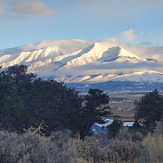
[108, 92, 145, 121]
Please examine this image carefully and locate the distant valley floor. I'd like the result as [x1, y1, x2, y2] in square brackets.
[67, 81, 163, 121]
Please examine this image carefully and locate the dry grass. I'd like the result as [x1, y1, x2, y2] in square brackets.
[2, 122, 163, 163]
[143, 134, 163, 163]
[0, 127, 148, 163]
[0, 126, 71, 163]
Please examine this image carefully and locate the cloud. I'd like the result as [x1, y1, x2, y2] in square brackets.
[0, 0, 4, 16]
[0, 7, 4, 16]
[119, 42, 163, 61]
[72, 0, 163, 9]
[10, 1, 54, 16]
[67, 0, 163, 20]
[120, 29, 137, 41]
[0, 0, 54, 17]
[108, 29, 137, 43]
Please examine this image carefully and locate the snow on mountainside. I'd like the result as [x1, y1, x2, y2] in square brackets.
[114, 71, 163, 83]
[0, 40, 163, 85]
[99, 46, 146, 63]
[1, 40, 92, 54]
[64, 43, 108, 67]
[64, 43, 147, 67]
[0, 40, 92, 68]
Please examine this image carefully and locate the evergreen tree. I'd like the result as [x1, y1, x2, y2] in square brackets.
[108, 119, 123, 138]
[0, 65, 112, 139]
[134, 89, 163, 130]
[78, 89, 112, 139]
[0, 65, 36, 84]
[0, 65, 36, 131]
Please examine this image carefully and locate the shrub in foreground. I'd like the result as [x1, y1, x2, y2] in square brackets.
[0, 126, 150, 163]
[68, 134, 149, 163]
[143, 134, 163, 163]
[0, 127, 71, 163]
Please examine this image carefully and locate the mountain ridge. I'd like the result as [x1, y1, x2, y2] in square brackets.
[0, 40, 163, 86]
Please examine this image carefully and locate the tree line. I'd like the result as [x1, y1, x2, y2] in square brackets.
[1, 64, 163, 139]
[0, 65, 111, 139]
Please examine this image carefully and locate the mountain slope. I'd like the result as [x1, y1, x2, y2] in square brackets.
[0, 40, 162, 85]
[99, 46, 146, 63]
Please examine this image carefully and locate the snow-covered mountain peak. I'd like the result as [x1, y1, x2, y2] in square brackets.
[57, 43, 148, 68]
[99, 46, 146, 63]
[19, 40, 92, 54]
[1, 40, 162, 85]
[64, 42, 109, 67]
[43, 46, 63, 56]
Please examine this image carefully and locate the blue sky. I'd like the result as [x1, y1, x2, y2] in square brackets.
[0, 0, 163, 49]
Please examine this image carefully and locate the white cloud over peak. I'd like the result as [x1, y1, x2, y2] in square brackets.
[109, 29, 137, 43]
[120, 29, 137, 41]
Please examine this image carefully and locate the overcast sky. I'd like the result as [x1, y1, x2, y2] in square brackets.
[0, 0, 163, 49]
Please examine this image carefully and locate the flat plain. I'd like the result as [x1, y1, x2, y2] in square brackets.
[109, 92, 144, 121]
